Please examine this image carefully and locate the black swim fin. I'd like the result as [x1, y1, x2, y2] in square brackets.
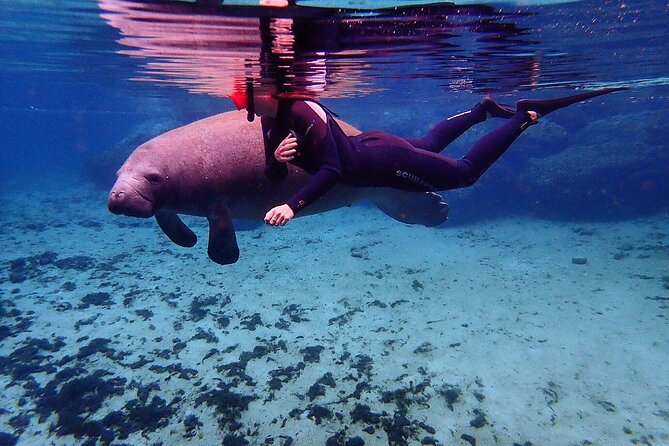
[517, 87, 627, 117]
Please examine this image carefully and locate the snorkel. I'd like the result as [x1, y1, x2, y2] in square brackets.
[228, 79, 256, 122]
[245, 79, 255, 122]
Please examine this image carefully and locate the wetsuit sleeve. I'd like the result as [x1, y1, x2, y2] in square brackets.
[285, 101, 342, 214]
[261, 116, 288, 184]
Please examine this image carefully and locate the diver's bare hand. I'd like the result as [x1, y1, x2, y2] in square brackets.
[274, 135, 298, 163]
[265, 204, 294, 226]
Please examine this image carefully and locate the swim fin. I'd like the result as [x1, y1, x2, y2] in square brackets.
[517, 87, 627, 117]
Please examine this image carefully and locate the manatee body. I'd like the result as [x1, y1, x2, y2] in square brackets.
[108, 110, 448, 265]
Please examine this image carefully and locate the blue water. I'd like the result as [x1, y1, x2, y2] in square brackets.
[1, 1, 668, 445]
[2, 0, 667, 200]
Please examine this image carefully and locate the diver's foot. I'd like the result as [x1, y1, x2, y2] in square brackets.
[517, 87, 626, 117]
[481, 95, 516, 119]
[517, 110, 541, 130]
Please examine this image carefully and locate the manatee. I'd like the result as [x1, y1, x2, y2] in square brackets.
[108, 110, 448, 265]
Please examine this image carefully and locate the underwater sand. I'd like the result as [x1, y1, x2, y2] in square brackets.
[1, 179, 667, 446]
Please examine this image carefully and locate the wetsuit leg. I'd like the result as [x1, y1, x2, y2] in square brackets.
[458, 112, 536, 182]
[404, 103, 487, 153]
[367, 112, 534, 191]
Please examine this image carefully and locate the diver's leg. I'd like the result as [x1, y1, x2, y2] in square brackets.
[443, 89, 624, 184]
[457, 111, 536, 184]
[383, 111, 536, 191]
[406, 97, 515, 153]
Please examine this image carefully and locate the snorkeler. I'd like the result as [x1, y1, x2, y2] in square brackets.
[228, 86, 623, 226]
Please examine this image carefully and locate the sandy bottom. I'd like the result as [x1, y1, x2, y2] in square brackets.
[0, 179, 667, 446]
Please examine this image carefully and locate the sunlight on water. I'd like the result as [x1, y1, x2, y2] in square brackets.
[94, 0, 668, 99]
[1, 0, 666, 103]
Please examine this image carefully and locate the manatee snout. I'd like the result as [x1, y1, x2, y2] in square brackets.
[108, 179, 154, 218]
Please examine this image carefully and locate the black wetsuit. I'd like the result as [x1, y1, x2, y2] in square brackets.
[262, 99, 533, 214]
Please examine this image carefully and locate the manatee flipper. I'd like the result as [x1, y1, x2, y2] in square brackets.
[206, 204, 240, 265]
[372, 189, 449, 227]
[155, 209, 197, 247]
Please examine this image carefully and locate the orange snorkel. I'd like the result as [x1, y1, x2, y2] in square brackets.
[228, 90, 247, 111]
[228, 79, 255, 122]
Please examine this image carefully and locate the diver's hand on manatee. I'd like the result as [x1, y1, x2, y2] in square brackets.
[265, 204, 294, 226]
[274, 135, 299, 162]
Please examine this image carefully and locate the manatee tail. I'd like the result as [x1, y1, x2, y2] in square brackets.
[517, 87, 627, 117]
[372, 190, 449, 227]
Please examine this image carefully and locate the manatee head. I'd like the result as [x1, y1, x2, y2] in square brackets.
[108, 149, 170, 218]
